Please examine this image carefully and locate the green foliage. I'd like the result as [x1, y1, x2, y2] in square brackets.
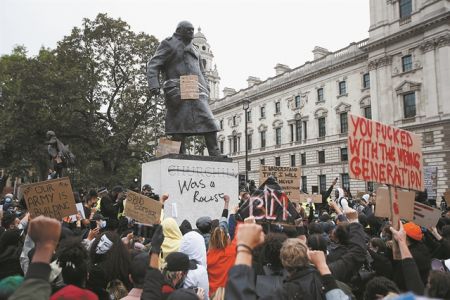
[0, 13, 165, 190]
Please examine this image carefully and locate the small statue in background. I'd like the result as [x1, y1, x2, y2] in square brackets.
[46, 131, 75, 179]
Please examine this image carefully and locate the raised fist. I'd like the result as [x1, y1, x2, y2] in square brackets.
[28, 216, 61, 247]
[236, 223, 264, 250]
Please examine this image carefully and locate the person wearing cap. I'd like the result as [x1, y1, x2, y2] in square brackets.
[196, 216, 212, 250]
[142, 184, 160, 201]
[179, 231, 209, 299]
[141, 225, 204, 300]
[396, 222, 431, 287]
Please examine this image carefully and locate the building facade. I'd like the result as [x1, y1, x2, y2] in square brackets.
[193, 28, 221, 101]
[210, 0, 450, 197]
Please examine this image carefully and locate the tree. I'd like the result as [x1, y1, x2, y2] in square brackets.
[0, 14, 165, 192]
[54, 13, 165, 186]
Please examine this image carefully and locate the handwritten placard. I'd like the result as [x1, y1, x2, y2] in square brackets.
[22, 177, 77, 220]
[348, 114, 424, 191]
[124, 190, 162, 224]
[246, 186, 294, 222]
[156, 138, 181, 157]
[180, 75, 199, 100]
[423, 166, 438, 199]
[259, 166, 301, 201]
[70, 203, 86, 222]
[292, 194, 322, 204]
[374, 187, 415, 220]
[413, 201, 441, 228]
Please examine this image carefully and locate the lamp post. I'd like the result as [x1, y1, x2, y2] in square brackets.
[242, 99, 250, 185]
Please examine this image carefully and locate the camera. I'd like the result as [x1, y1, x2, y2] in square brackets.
[133, 223, 154, 239]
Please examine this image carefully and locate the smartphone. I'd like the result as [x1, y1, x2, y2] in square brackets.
[133, 223, 140, 236]
[133, 223, 153, 239]
[89, 220, 97, 230]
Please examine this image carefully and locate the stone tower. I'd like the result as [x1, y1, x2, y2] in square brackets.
[193, 27, 221, 101]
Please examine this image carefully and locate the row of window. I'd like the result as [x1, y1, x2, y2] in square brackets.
[225, 92, 417, 142]
[224, 75, 371, 128]
[222, 110, 369, 154]
[223, 53, 414, 129]
[242, 148, 349, 172]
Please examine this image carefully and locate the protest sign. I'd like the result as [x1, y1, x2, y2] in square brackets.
[293, 194, 322, 204]
[22, 177, 77, 220]
[347, 114, 424, 191]
[423, 166, 438, 200]
[259, 166, 301, 201]
[374, 187, 415, 221]
[413, 202, 441, 228]
[156, 138, 181, 157]
[70, 203, 86, 222]
[124, 190, 162, 225]
[180, 75, 199, 100]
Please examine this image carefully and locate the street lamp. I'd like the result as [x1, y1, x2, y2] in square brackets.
[242, 99, 250, 185]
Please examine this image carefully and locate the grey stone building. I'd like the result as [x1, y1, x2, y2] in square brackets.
[210, 0, 450, 198]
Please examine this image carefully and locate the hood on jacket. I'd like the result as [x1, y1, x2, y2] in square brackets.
[161, 218, 183, 258]
[335, 187, 345, 200]
[179, 231, 207, 267]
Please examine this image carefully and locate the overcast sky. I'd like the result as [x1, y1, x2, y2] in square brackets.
[0, 0, 370, 94]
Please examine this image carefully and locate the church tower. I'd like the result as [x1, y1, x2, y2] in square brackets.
[193, 27, 221, 101]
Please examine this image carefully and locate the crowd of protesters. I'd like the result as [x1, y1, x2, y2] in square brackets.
[1, 177, 450, 300]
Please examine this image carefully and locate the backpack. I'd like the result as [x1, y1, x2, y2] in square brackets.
[256, 267, 287, 298]
[280, 267, 324, 300]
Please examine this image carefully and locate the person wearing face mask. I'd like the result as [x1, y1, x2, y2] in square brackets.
[142, 225, 204, 300]
[87, 231, 131, 297]
[147, 21, 222, 157]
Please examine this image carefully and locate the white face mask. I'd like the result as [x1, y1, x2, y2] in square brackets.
[96, 235, 113, 254]
[99, 220, 107, 229]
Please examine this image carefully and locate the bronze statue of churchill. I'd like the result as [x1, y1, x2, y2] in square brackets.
[147, 21, 222, 156]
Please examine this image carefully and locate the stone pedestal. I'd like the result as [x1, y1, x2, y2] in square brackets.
[142, 154, 239, 224]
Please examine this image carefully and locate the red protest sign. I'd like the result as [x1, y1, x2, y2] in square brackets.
[347, 114, 424, 191]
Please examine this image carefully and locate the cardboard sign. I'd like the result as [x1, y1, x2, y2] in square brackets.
[22, 177, 77, 220]
[156, 138, 181, 157]
[347, 114, 424, 191]
[374, 187, 415, 220]
[180, 75, 199, 100]
[444, 189, 450, 206]
[70, 203, 86, 222]
[423, 166, 438, 199]
[248, 186, 293, 222]
[293, 194, 322, 204]
[124, 190, 162, 225]
[413, 201, 441, 228]
[259, 166, 301, 201]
